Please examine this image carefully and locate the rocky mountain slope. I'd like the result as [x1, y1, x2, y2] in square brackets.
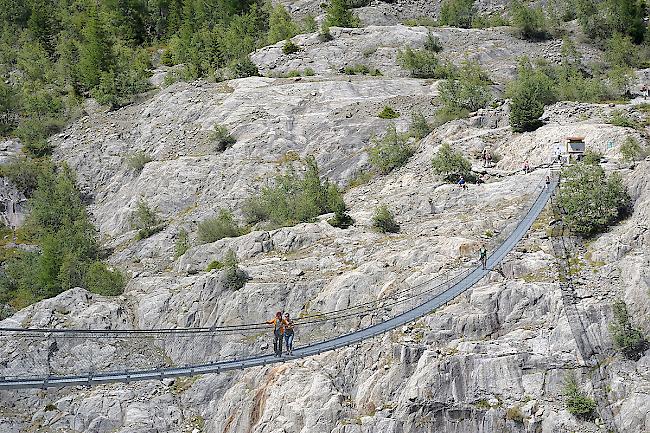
[1, 12, 649, 433]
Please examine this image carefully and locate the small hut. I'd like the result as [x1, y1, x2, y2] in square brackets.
[565, 136, 586, 161]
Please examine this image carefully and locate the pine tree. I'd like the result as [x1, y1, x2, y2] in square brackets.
[78, 3, 111, 91]
[324, 0, 359, 28]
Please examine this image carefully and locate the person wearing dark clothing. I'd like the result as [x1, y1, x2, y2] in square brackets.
[479, 246, 488, 270]
[267, 311, 285, 357]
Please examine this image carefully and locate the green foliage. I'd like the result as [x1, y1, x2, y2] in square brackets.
[510, 0, 549, 40]
[397, 46, 448, 79]
[174, 229, 190, 258]
[439, 60, 492, 114]
[408, 112, 431, 140]
[608, 110, 638, 129]
[344, 64, 370, 75]
[243, 156, 346, 228]
[0, 161, 123, 307]
[431, 142, 472, 182]
[582, 149, 602, 165]
[319, 24, 334, 42]
[221, 249, 248, 290]
[206, 260, 223, 272]
[620, 136, 646, 162]
[424, 31, 443, 53]
[268, 5, 299, 45]
[282, 39, 300, 54]
[372, 205, 400, 233]
[125, 151, 152, 173]
[576, 0, 645, 43]
[324, 0, 360, 28]
[0, 156, 51, 197]
[303, 14, 318, 33]
[563, 375, 597, 419]
[505, 406, 525, 423]
[210, 124, 236, 152]
[558, 162, 630, 237]
[368, 125, 414, 174]
[230, 57, 260, 79]
[605, 33, 640, 68]
[609, 299, 648, 360]
[197, 209, 242, 244]
[131, 198, 164, 240]
[303, 67, 315, 76]
[439, 0, 475, 28]
[85, 262, 125, 296]
[506, 59, 556, 132]
[378, 106, 400, 119]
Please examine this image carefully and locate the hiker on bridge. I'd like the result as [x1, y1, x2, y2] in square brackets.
[479, 245, 488, 270]
[283, 312, 295, 356]
[457, 175, 467, 190]
[267, 311, 286, 357]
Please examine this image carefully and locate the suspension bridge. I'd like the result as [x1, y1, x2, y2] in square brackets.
[0, 173, 559, 390]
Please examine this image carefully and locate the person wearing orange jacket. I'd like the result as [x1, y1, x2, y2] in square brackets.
[267, 311, 285, 357]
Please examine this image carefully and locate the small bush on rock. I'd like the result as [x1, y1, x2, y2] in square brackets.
[563, 375, 596, 419]
[174, 229, 190, 258]
[222, 249, 248, 290]
[506, 58, 556, 132]
[505, 406, 525, 423]
[397, 47, 445, 79]
[424, 31, 443, 53]
[282, 40, 300, 55]
[378, 106, 400, 119]
[206, 260, 223, 272]
[408, 112, 431, 140]
[198, 209, 242, 244]
[126, 151, 152, 173]
[131, 198, 164, 240]
[439, 60, 492, 114]
[372, 205, 400, 233]
[319, 24, 334, 42]
[511, 0, 549, 40]
[324, 0, 360, 28]
[439, 0, 475, 28]
[368, 125, 414, 174]
[620, 136, 646, 161]
[85, 261, 125, 296]
[268, 4, 299, 45]
[608, 110, 639, 129]
[0, 156, 51, 197]
[431, 142, 472, 182]
[558, 162, 630, 237]
[609, 299, 648, 360]
[210, 124, 236, 152]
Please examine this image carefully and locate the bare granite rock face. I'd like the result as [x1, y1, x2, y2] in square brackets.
[0, 10, 649, 433]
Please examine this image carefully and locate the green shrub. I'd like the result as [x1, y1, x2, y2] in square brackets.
[197, 209, 242, 244]
[13, 119, 55, 157]
[85, 261, 125, 296]
[506, 59, 556, 132]
[378, 106, 400, 119]
[605, 33, 640, 68]
[125, 151, 153, 173]
[609, 300, 648, 360]
[222, 249, 248, 290]
[439, 0, 475, 28]
[230, 57, 259, 79]
[286, 70, 301, 77]
[372, 205, 400, 233]
[471, 13, 510, 28]
[397, 47, 445, 78]
[431, 142, 472, 182]
[582, 149, 603, 165]
[328, 209, 354, 229]
[511, 0, 549, 40]
[402, 17, 439, 27]
[282, 40, 300, 55]
[505, 406, 525, 423]
[174, 229, 190, 258]
[0, 156, 51, 197]
[608, 110, 638, 129]
[268, 5, 299, 45]
[324, 0, 360, 28]
[439, 60, 492, 114]
[210, 124, 236, 152]
[563, 375, 597, 419]
[558, 162, 630, 237]
[620, 136, 646, 161]
[131, 198, 164, 240]
[304, 67, 315, 76]
[303, 14, 318, 33]
[160, 49, 174, 66]
[408, 112, 431, 140]
[243, 156, 346, 228]
[368, 125, 414, 174]
[424, 31, 443, 53]
[206, 260, 223, 271]
[344, 64, 370, 75]
[319, 25, 334, 42]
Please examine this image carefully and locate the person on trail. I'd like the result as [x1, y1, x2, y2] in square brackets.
[457, 175, 467, 190]
[479, 246, 488, 270]
[283, 312, 295, 356]
[545, 175, 551, 190]
[486, 152, 492, 168]
[267, 311, 285, 357]
[523, 160, 530, 174]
